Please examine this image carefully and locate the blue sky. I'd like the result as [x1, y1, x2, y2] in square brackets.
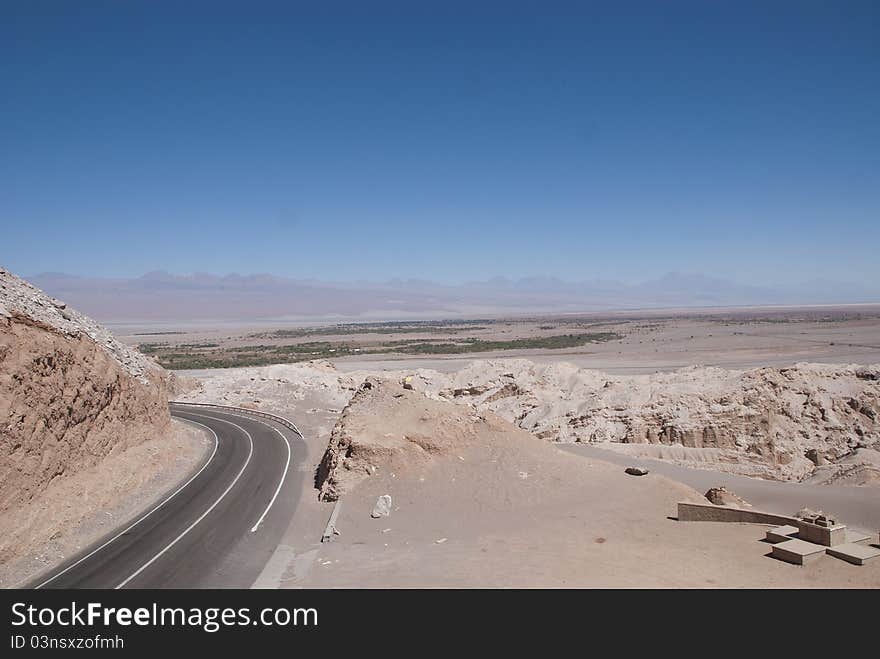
[2, 1, 878, 286]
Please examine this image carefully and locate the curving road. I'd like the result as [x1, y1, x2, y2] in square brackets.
[31, 404, 304, 589]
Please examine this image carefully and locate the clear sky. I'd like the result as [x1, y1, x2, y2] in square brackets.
[2, 1, 878, 286]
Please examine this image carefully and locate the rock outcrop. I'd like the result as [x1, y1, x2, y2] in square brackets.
[0, 267, 170, 513]
[316, 378, 488, 501]
[371, 494, 392, 518]
[184, 356, 880, 485]
[705, 487, 750, 508]
[412, 359, 880, 483]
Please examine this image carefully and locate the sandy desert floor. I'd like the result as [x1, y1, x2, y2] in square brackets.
[241, 381, 880, 589]
[297, 455, 880, 588]
[118, 306, 880, 373]
[331, 314, 880, 374]
[563, 443, 880, 532]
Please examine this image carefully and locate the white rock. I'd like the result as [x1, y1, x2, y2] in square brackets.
[371, 494, 392, 518]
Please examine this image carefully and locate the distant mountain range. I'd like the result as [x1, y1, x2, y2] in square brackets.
[24, 270, 880, 323]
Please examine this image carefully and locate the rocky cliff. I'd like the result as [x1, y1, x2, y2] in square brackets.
[0, 266, 170, 513]
[412, 359, 880, 483]
[184, 357, 880, 484]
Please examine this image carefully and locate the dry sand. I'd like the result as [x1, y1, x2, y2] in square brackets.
[272, 379, 880, 588]
[299, 461, 879, 588]
[562, 443, 880, 532]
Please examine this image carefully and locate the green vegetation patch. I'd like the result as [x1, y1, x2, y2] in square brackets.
[143, 330, 622, 370]
[250, 320, 490, 339]
[392, 332, 621, 355]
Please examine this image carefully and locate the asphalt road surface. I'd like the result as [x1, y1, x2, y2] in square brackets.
[31, 404, 304, 589]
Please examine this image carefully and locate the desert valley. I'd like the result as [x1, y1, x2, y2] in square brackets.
[3, 266, 878, 588]
[4, 5, 879, 653]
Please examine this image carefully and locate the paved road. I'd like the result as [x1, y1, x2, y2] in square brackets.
[32, 404, 304, 589]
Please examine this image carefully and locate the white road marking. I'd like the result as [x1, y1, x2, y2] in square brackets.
[115, 413, 254, 589]
[176, 405, 295, 533]
[250, 424, 291, 533]
[35, 417, 220, 589]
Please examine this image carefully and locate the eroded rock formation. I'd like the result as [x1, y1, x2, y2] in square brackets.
[0, 267, 170, 512]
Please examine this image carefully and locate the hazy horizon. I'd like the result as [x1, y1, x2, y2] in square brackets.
[22, 266, 880, 293]
[13, 267, 879, 324]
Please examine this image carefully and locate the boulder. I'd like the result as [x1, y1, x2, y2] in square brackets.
[371, 494, 392, 518]
[705, 486, 750, 508]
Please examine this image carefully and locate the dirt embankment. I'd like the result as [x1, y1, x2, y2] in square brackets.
[0, 266, 203, 584]
[0, 268, 172, 513]
[0, 419, 208, 587]
[0, 314, 171, 512]
[316, 377, 488, 501]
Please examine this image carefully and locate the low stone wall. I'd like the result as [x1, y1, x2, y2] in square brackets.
[677, 502, 799, 527]
[677, 502, 854, 547]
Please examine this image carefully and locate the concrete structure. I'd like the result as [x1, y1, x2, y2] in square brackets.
[677, 502, 798, 527]
[826, 543, 880, 566]
[766, 525, 799, 543]
[678, 502, 852, 545]
[677, 502, 880, 567]
[798, 513, 846, 547]
[771, 538, 827, 565]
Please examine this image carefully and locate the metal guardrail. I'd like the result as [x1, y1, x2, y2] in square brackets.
[169, 400, 337, 541]
[172, 401, 350, 545]
[169, 400, 304, 438]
